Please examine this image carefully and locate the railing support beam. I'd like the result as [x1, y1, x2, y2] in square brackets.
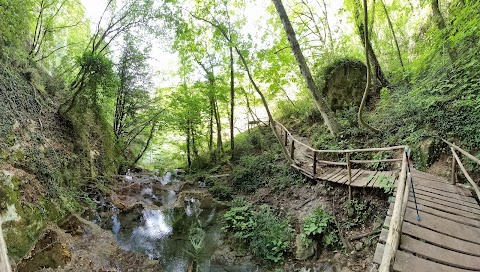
[451, 146, 457, 185]
[346, 152, 352, 201]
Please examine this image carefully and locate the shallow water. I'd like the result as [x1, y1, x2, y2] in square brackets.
[106, 172, 230, 271]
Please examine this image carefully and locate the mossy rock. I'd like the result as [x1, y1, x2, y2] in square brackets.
[320, 59, 367, 112]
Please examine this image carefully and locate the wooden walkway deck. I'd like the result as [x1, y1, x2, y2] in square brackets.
[269, 120, 480, 271]
[373, 170, 480, 271]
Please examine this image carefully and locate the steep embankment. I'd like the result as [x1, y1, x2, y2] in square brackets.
[0, 59, 118, 262]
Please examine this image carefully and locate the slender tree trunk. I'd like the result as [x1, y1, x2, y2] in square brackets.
[235, 45, 293, 164]
[272, 0, 340, 136]
[353, 0, 389, 88]
[208, 98, 214, 155]
[191, 126, 198, 157]
[213, 100, 223, 156]
[229, 46, 235, 159]
[190, 12, 292, 161]
[379, 0, 404, 71]
[186, 120, 192, 170]
[319, 0, 334, 53]
[359, 0, 380, 133]
[431, 0, 457, 61]
[133, 120, 158, 164]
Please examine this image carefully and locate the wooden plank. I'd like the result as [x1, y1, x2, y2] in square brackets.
[379, 230, 480, 270]
[318, 168, 343, 180]
[373, 243, 384, 265]
[413, 184, 477, 203]
[389, 202, 480, 228]
[403, 195, 480, 221]
[375, 243, 473, 272]
[337, 169, 361, 185]
[326, 169, 348, 182]
[412, 178, 472, 196]
[402, 207, 480, 244]
[411, 169, 449, 182]
[394, 191, 480, 216]
[384, 217, 480, 256]
[413, 188, 479, 209]
[350, 170, 377, 187]
[330, 172, 347, 183]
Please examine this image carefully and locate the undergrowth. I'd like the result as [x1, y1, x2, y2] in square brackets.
[223, 200, 293, 263]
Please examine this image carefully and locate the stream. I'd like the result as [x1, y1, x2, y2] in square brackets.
[87, 171, 258, 272]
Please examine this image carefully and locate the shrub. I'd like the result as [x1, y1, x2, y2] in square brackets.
[249, 206, 293, 262]
[223, 204, 293, 263]
[301, 207, 340, 248]
[342, 199, 369, 229]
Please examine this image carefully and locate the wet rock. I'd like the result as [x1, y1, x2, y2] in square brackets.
[59, 214, 91, 236]
[295, 234, 316, 260]
[355, 241, 364, 251]
[17, 229, 71, 272]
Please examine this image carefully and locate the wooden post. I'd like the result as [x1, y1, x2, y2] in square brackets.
[284, 131, 288, 146]
[450, 146, 457, 185]
[290, 140, 295, 160]
[346, 152, 352, 201]
[313, 151, 317, 175]
[452, 149, 480, 201]
[379, 148, 408, 272]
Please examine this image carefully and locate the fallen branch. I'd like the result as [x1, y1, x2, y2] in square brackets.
[348, 229, 381, 241]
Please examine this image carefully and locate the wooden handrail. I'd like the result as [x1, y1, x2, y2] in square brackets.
[273, 119, 406, 154]
[443, 139, 480, 165]
[442, 139, 480, 199]
[451, 149, 480, 200]
[379, 148, 409, 272]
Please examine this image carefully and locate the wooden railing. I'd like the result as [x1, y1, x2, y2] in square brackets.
[444, 139, 480, 200]
[378, 148, 410, 271]
[271, 120, 406, 200]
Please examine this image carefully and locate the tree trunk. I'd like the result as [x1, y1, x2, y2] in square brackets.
[353, 0, 389, 88]
[229, 46, 235, 159]
[133, 120, 158, 164]
[186, 121, 192, 170]
[272, 0, 340, 136]
[358, 0, 380, 133]
[379, 0, 404, 71]
[190, 12, 292, 161]
[431, 0, 457, 61]
[208, 98, 214, 155]
[213, 100, 224, 157]
[235, 45, 293, 164]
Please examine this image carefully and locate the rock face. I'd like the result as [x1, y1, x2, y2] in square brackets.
[17, 214, 161, 272]
[295, 234, 316, 260]
[320, 59, 368, 112]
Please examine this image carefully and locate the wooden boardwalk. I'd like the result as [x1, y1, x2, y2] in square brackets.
[373, 170, 480, 271]
[270, 120, 480, 271]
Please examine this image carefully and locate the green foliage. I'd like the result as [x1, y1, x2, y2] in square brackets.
[223, 203, 256, 240]
[342, 199, 368, 229]
[376, 174, 395, 195]
[249, 206, 293, 263]
[301, 207, 339, 248]
[224, 204, 293, 263]
[208, 182, 233, 201]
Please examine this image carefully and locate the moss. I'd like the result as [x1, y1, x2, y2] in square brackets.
[13, 149, 25, 162]
[5, 132, 16, 146]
